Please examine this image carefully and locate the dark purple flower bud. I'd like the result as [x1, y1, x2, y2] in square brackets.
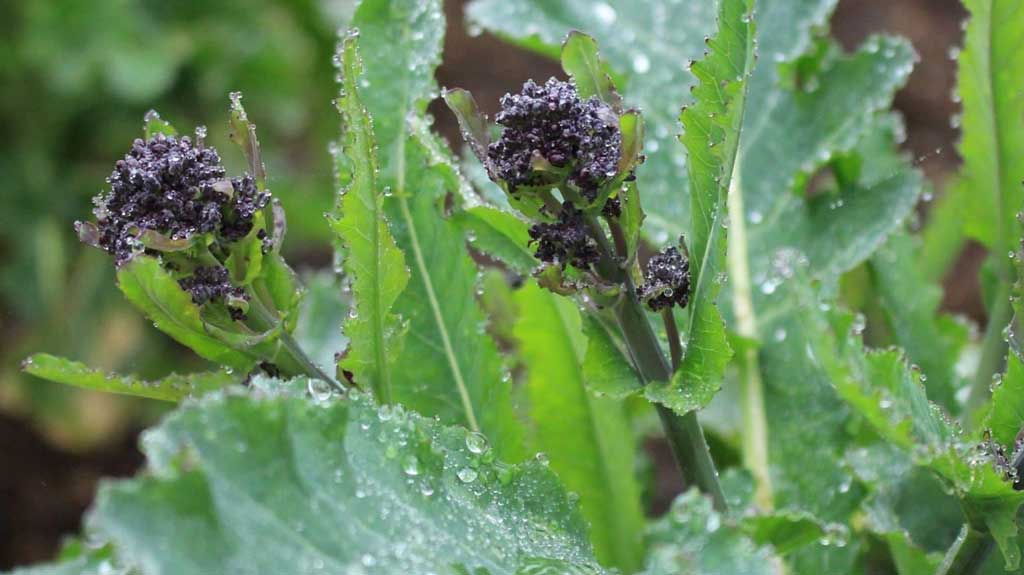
[528, 202, 600, 269]
[639, 246, 691, 311]
[488, 78, 621, 201]
[178, 265, 248, 320]
[90, 132, 269, 264]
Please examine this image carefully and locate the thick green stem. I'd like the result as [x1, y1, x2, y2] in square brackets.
[563, 187, 726, 509]
[663, 309, 683, 371]
[247, 286, 344, 390]
[614, 284, 727, 510]
[936, 525, 993, 575]
[965, 282, 1012, 419]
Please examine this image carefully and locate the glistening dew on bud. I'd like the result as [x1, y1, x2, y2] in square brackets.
[528, 202, 600, 270]
[78, 131, 270, 266]
[639, 246, 691, 312]
[488, 78, 621, 201]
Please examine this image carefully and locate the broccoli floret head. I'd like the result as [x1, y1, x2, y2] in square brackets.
[528, 202, 600, 269]
[90, 132, 269, 264]
[488, 78, 621, 201]
[639, 246, 691, 311]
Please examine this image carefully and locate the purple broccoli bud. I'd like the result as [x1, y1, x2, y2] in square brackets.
[639, 246, 691, 311]
[488, 78, 621, 201]
[528, 202, 600, 269]
[178, 265, 248, 320]
[90, 132, 269, 264]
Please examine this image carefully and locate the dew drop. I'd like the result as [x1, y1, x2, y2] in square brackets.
[465, 432, 489, 454]
[457, 468, 478, 483]
[403, 455, 420, 476]
[307, 378, 333, 403]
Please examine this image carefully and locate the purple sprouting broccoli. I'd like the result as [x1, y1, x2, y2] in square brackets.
[488, 78, 621, 201]
[528, 202, 600, 270]
[87, 132, 269, 265]
[639, 246, 691, 311]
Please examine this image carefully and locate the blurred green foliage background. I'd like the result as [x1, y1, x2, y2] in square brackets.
[0, 0, 356, 447]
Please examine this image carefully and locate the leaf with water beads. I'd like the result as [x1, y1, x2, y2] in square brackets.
[329, 32, 410, 403]
[86, 391, 611, 575]
[645, 0, 755, 415]
[21, 354, 235, 402]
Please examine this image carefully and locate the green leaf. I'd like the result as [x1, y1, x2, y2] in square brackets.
[984, 354, 1024, 449]
[581, 314, 641, 399]
[956, 0, 1024, 263]
[350, 0, 527, 461]
[442, 88, 493, 175]
[143, 110, 176, 139]
[642, 489, 783, 575]
[350, 0, 444, 176]
[451, 206, 538, 274]
[87, 392, 610, 575]
[795, 278, 1024, 570]
[227, 91, 266, 187]
[330, 32, 410, 402]
[739, 510, 831, 556]
[741, 42, 921, 292]
[513, 281, 645, 572]
[21, 353, 234, 402]
[116, 255, 257, 370]
[846, 445, 955, 575]
[645, 0, 755, 414]
[560, 31, 621, 109]
[869, 231, 967, 413]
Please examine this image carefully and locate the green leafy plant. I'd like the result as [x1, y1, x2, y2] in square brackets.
[9, 0, 1024, 574]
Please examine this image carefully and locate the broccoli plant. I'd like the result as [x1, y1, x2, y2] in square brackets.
[9, 0, 1024, 574]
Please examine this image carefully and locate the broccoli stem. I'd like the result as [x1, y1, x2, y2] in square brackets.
[936, 525, 993, 575]
[567, 192, 726, 510]
[247, 283, 344, 391]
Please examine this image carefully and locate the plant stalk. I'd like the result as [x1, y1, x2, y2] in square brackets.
[725, 157, 774, 510]
[248, 285, 344, 390]
[565, 187, 726, 509]
[614, 280, 727, 510]
[965, 281, 1012, 419]
[936, 525, 993, 575]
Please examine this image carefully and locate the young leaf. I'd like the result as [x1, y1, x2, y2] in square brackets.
[645, 0, 755, 414]
[22, 354, 234, 402]
[116, 255, 258, 370]
[513, 281, 645, 572]
[349, 0, 527, 460]
[956, 0, 1024, 258]
[451, 206, 538, 274]
[441, 88, 493, 175]
[330, 33, 410, 402]
[984, 354, 1024, 450]
[560, 31, 621, 109]
[87, 393, 610, 574]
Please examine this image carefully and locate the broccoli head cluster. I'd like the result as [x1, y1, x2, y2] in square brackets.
[488, 78, 621, 200]
[178, 265, 248, 320]
[639, 246, 691, 311]
[528, 202, 600, 269]
[92, 133, 269, 264]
